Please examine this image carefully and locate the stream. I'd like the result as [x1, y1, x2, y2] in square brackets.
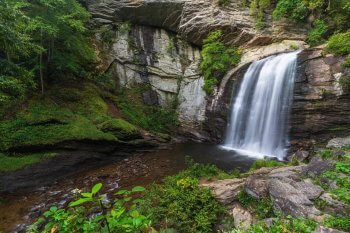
[0, 143, 255, 233]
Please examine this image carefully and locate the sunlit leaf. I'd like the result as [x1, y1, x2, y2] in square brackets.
[131, 186, 145, 192]
[69, 197, 93, 207]
[91, 183, 102, 195]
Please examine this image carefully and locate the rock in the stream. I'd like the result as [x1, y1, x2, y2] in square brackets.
[313, 226, 347, 233]
[327, 137, 350, 148]
[200, 178, 244, 205]
[227, 203, 253, 230]
[268, 178, 322, 218]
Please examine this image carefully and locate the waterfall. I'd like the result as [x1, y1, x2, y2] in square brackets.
[221, 51, 299, 160]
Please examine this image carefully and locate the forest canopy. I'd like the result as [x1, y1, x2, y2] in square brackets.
[0, 0, 96, 111]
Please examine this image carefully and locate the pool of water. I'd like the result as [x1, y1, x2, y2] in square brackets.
[0, 143, 257, 232]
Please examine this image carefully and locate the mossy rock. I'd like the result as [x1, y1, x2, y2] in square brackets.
[99, 119, 142, 141]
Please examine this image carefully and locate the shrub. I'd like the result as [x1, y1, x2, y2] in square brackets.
[140, 174, 224, 233]
[237, 190, 275, 219]
[326, 31, 350, 56]
[200, 30, 241, 95]
[308, 19, 328, 46]
[273, 0, 309, 22]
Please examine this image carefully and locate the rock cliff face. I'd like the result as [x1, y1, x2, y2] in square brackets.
[87, 0, 350, 145]
[96, 25, 207, 129]
[292, 49, 350, 143]
[85, 0, 307, 46]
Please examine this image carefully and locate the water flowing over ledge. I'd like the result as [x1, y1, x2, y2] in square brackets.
[222, 51, 299, 160]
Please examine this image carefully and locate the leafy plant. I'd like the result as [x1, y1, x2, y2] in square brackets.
[200, 30, 241, 95]
[30, 183, 151, 233]
[250, 0, 271, 28]
[308, 19, 328, 46]
[324, 216, 350, 232]
[237, 190, 275, 219]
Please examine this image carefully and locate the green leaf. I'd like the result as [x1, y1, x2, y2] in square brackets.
[91, 183, 103, 195]
[81, 192, 92, 198]
[115, 189, 127, 195]
[49, 206, 58, 212]
[131, 186, 145, 192]
[69, 197, 93, 207]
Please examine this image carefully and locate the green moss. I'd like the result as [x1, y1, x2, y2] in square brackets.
[0, 152, 57, 173]
[218, 0, 231, 8]
[249, 159, 284, 172]
[0, 83, 121, 151]
[99, 118, 141, 140]
[117, 85, 179, 133]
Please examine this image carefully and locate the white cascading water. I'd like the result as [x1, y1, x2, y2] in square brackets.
[221, 51, 299, 160]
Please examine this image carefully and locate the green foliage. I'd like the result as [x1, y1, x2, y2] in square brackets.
[139, 173, 224, 232]
[320, 149, 333, 160]
[317, 157, 350, 204]
[338, 75, 350, 91]
[0, 152, 56, 173]
[308, 19, 328, 46]
[237, 190, 275, 219]
[273, 0, 309, 22]
[249, 159, 284, 172]
[30, 183, 151, 233]
[200, 30, 241, 95]
[324, 216, 350, 232]
[117, 85, 179, 133]
[0, 0, 97, 111]
[229, 217, 317, 233]
[218, 0, 231, 8]
[250, 0, 271, 28]
[289, 44, 299, 50]
[326, 31, 350, 56]
[100, 25, 116, 46]
[343, 56, 350, 68]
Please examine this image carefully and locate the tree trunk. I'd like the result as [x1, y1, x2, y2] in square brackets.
[40, 27, 44, 95]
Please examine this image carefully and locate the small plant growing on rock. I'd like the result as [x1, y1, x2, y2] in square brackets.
[200, 30, 241, 95]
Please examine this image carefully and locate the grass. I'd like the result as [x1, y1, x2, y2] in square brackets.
[0, 152, 57, 173]
[249, 159, 284, 172]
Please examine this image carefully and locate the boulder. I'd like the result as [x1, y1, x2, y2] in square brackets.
[290, 150, 310, 162]
[245, 167, 274, 198]
[313, 226, 346, 233]
[268, 178, 322, 218]
[227, 203, 254, 230]
[300, 160, 335, 177]
[200, 178, 245, 205]
[327, 137, 350, 148]
[319, 193, 350, 217]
